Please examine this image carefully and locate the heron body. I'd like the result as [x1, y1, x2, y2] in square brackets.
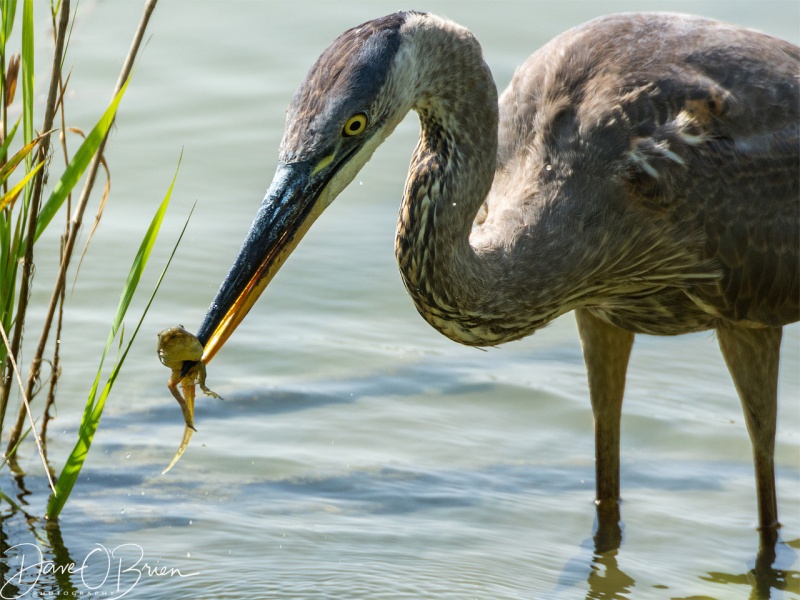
[196, 12, 799, 533]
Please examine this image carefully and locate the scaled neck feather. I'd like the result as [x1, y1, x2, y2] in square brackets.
[395, 15, 547, 346]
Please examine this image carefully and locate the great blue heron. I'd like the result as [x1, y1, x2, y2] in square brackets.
[193, 12, 799, 534]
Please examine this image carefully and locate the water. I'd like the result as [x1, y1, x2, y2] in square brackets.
[1, 1, 799, 598]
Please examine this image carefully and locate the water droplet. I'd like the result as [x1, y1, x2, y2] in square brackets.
[545, 164, 552, 171]
[125, 453, 131, 459]
[189, 520, 193, 525]
[120, 508, 125, 515]
[186, 552, 191, 558]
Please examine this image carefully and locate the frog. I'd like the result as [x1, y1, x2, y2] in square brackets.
[157, 325, 221, 474]
[157, 325, 219, 410]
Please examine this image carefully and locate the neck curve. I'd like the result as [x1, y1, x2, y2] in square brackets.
[389, 13, 723, 346]
[395, 15, 547, 346]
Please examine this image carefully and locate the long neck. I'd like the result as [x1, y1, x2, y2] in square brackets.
[395, 17, 544, 346]
[392, 15, 723, 346]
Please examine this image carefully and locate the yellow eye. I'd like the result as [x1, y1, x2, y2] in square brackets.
[343, 113, 368, 137]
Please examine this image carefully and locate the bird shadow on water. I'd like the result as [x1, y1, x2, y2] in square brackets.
[551, 503, 799, 600]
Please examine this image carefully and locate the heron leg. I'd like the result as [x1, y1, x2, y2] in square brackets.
[575, 308, 635, 508]
[716, 322, 782, 533]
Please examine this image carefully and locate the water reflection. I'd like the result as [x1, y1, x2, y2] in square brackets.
[44, 519, 79, 597]
[0, 469, 797, 598]
[585, 503, 636, 599]
[0, 516, 22, 600]
[699, 529, 800, 599]
[579, 505, 799, 600]
[0, 477, 76, 598]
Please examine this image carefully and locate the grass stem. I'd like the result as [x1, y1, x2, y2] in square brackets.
[0, 0, 70, 439]
[6, 0, 159, 453]
[0, 318, 55, 493]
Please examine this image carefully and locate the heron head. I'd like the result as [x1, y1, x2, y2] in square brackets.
[196, 12, 418, 361]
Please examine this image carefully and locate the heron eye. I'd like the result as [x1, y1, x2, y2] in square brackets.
[343, 113, 368, 137]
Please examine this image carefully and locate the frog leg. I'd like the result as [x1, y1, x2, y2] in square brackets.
[195, 363, 222, 399]
[167, 370, 196, 431]
[198, 382, 221, 399]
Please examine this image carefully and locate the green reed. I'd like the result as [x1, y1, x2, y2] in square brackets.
[0, 0, 167, 518]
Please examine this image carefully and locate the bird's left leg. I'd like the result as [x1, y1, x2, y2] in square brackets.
[716, 322, 782, 535]
[575, 309, 635, 509]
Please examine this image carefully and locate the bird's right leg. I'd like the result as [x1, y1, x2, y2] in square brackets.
[575, 308, 635, 509]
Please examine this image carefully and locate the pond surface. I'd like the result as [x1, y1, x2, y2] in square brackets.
[1, 1, 798, 598]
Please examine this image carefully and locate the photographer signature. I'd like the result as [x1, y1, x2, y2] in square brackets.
[1, 542, 199, 599]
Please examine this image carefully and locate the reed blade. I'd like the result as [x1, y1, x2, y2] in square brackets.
[46, 157, 186, 520]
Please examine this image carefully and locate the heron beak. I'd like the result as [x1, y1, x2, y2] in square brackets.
[196, 160, 327, 362]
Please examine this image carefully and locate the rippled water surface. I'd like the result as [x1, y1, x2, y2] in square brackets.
[1, 1, 799, 598]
